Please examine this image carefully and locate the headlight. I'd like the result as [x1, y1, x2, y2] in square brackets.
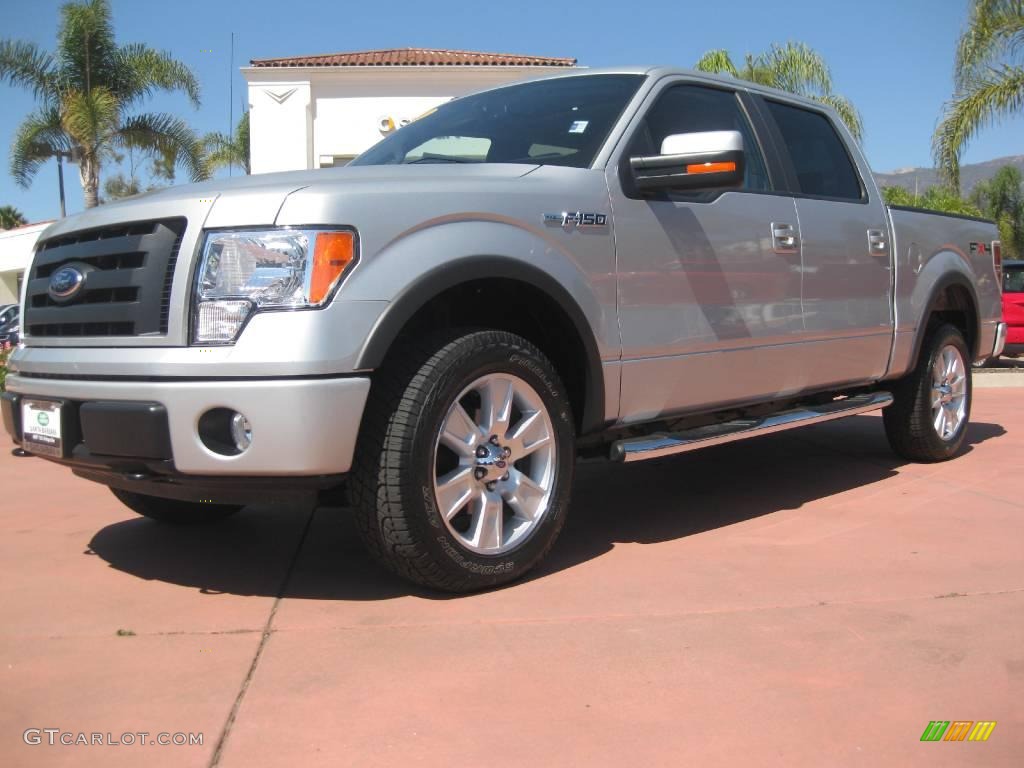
[193, 228, 356, 344]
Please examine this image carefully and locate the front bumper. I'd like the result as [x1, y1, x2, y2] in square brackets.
[3, 374, 370, 501]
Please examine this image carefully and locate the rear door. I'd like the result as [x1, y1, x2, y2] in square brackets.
[755, 97, 894, 386]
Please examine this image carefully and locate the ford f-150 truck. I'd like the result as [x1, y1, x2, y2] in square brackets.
[1, 68, 1007, 592]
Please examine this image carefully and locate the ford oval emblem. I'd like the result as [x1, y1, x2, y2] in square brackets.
[48, 265, 85, 302]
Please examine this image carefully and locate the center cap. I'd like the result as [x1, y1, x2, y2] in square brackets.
[475, 442, 510, 481]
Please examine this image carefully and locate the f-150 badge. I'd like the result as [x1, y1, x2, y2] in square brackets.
[544, 211, 608, 229]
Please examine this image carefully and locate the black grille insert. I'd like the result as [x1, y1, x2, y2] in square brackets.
[25, 218, 186, 338]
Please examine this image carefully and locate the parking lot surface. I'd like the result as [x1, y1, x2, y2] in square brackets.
[1, 388, 1022, 767]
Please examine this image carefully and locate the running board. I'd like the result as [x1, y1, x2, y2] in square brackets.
[610, 392, 893, 463]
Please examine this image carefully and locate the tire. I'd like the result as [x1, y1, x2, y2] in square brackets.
[883, 323, 972, 462]
[350, 329, 576, 593]
[110, 488, 242, 524]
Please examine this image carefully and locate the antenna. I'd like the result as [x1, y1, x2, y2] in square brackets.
[229, 32, 235, 177]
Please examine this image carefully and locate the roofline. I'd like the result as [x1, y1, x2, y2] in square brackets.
[249, 47, 577, 68]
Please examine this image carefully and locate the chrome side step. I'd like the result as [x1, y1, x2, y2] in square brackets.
[611, 392, 893, 463]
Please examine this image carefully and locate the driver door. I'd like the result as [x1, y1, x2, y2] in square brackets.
[606, 81, 810, 422]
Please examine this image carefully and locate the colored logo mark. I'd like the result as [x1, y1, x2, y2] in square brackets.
[921, 721, 996, 742]
[36, 413, 49, 427]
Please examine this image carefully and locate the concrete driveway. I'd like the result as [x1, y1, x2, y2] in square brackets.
[1, 388, 1022, 767]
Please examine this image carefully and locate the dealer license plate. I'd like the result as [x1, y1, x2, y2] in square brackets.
[21, 399, 63, 458]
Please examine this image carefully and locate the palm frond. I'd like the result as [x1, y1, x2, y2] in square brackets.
[61, 86, 119, 147]
[934, 64, 1024, 189]
[0, 40, 59, 101]
[10, 105, 69, 187]
[813, 93, 864, 142]
[115, 43, 200, 107]
[760, 42, 832, 96]
[57, 0, 118, 92]
[117, 112, 208, 182]
[693, 50, 738, 77]
[955, 0, 1024, 89]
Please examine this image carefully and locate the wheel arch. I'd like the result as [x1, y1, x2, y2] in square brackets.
[911, 271, 981, 366]
[354, 256, 608, 435]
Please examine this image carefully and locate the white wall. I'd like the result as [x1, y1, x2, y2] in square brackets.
[0, 222, 50, 305]
[244, 66, 572, 173]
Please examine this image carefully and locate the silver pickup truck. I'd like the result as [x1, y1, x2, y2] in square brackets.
[1, 67, 1007, 591]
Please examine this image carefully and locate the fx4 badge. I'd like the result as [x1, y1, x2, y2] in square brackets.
[544, 211, 608, 229]
[969, 242, 990, 256]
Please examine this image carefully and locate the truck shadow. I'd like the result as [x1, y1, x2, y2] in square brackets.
[87, 416, 1006, 600]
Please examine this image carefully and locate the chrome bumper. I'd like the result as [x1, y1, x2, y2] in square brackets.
[993, 322, 1008, 359]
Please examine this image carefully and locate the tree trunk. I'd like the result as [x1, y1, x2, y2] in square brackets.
[80, 157, 100, 209]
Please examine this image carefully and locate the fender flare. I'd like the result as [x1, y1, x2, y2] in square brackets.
[354, 255, 608, 434]
[909, 271, 982, 366]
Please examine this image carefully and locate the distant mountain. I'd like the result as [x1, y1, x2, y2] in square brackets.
[874, 155, 1024, 195]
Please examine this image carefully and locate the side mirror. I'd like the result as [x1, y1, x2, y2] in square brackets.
[629, 130, 745, 193]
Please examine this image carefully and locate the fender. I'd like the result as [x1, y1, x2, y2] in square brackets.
[355, 255, 608, 435]
[908, 270, 981, 367]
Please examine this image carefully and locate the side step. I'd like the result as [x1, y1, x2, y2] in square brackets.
[611, 391, 893, 463]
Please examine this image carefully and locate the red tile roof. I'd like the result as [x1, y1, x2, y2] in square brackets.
[250, 47, 576, 68]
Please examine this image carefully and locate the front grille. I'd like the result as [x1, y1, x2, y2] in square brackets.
[25, 218, 187, 338]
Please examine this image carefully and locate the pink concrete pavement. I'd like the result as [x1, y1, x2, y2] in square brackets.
[1, 389, 1022, 766]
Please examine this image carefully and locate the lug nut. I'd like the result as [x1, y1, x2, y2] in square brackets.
[501, 472, 510, 482]
[475, 445, 488, 458]
[486, 481, 497, 492]
[489, 435, 500, 445]
[502, 447, 512, 458]
[474, 467, 487, 481]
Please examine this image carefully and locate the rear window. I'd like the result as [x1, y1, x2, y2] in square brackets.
[1004, 267, 1024, 293]
[765, 100, 863, 201]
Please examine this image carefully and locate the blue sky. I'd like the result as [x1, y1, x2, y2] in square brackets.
[2, 0, 1022, 222]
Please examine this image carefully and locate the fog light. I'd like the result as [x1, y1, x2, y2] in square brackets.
[198, 408, 252, 456]
[230, 412, 252, 452]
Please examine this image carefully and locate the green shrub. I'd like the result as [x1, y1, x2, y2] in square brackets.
[0, 343, 10, 392]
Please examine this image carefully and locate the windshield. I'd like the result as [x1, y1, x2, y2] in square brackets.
[351, 74, 644, 169]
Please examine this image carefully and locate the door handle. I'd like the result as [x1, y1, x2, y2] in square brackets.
[771, 222, 799, 255]
[867, 229, 888, 256]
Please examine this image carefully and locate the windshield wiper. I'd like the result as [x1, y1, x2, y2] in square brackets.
[405, 156, 476, 164]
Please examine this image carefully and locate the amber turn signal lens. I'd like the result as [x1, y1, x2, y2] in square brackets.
[685, 161, 736, 175]
[310, 232, 355, 304]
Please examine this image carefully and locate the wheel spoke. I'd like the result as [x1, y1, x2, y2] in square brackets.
[470, 491, 504, 550]
[507, 410, 552, 459]
[440, 402, 480, 457]
[480, 377, 515, 437]
[435, 467, 475, 521]
[933, 406, 946, 437]
[503, 469, 547, 521]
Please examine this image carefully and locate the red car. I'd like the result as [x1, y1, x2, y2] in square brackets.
[1002, 260, 1024, 356]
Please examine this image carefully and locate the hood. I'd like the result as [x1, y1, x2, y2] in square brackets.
[41, 164, 540, 238]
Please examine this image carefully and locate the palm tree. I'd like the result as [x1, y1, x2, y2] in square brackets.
[934, 0, 1024, 190]
[0, 205, 28, 229]
[694, 43, 864, 141]
[0, 0, 207, 209]
[202, 112, 250, 176]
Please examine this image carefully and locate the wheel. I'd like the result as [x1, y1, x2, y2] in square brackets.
[883, 323, 972, 462]
[350, 329, 575, 592]
[110, 488, 242, 524]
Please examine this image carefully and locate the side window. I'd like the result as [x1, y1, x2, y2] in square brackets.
[765, 100, 863, 201]
[629, 84, 770, 192]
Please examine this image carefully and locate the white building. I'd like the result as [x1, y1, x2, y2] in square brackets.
[0, 221, 51, 305]
[243, 47, 577, 173]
